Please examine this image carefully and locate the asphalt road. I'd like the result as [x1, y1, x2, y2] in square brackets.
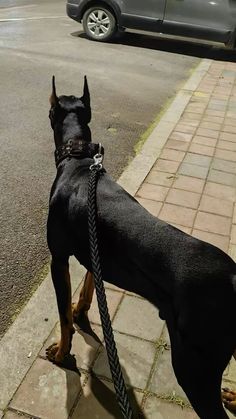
[1, 0, 234, 338]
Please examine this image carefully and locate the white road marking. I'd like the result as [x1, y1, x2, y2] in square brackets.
[0, 5, 37, 10]
[0, 16, 66, 22]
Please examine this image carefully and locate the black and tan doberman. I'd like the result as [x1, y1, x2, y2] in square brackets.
[46, 76, 236, 419]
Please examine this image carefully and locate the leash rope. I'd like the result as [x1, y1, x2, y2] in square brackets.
[88, 153, 133, 419]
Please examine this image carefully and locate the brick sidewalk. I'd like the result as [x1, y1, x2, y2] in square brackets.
[3, 60, 236, 419]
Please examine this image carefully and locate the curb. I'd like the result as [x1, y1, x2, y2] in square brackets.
[0, 58, 212, 413]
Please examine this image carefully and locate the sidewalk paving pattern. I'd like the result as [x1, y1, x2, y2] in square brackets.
[2, 59, 236, 418]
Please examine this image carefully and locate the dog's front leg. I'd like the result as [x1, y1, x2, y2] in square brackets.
[72, 271, 94, 323]
[46, 258, 74, 364]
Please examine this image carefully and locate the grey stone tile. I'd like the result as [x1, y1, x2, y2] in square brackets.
[40, 322, 103, 371]
[93, 332, 155, 390]
[178, 163, 208, 179]
[143, 397, 197, 418]
[184, 153, 212, 168]
[10, 358, 86, 419]
[212, 158, 236, 175]
[71, 376, 144, 419]
[148, 346, 188, 402]
[113, 295, 164, 341]
[208, 169, 236, 187]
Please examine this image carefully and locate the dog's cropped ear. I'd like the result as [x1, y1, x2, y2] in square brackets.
[81, 76, 90, 108]
[50, 75, 58, 107]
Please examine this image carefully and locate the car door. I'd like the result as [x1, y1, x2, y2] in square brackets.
[163, 0, 234, 43]
[119, 0, 166, 32]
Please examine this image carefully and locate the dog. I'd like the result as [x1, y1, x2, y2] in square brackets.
[46, 76, 236, 419]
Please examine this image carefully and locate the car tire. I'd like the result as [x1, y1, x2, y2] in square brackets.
[83, 6, 117, 42]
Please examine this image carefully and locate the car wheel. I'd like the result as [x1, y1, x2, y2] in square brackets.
[83, 6, 117, 42]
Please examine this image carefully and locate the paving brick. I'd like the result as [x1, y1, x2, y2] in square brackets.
[178, 119, 199, 128]
[205, 109, 225, 117]
[178, 163, 208, 179]
[154, 159, 180, 174]
[215, 149, 236, 162]
[192, 135, 217, 147]
[160, 149, 185, 162]
[208, 169, 236, 187]
[218, 140, 236, 152]
[165, 139, 189, 151]
[231, 225, 236, 245]
[137, 183, 169, 202]
[145, 171, 175, 187]
[113, 295, 164, 341]
[143, 397, 197, 419]
[212, 158, 236, 174]
[71, 377, 143, 419]
[174, 123, 196, 134]
[222, 125, 236, 134]
[169, 132, 193, 142]
[192, 230, 229, 252]
[200, 121, 222, 131]
[93, 332, 155, 389]
[199, 195, 233, 218]
[196, 127, 219, 139]
[220, 132, 236, 142]
[225, 118, 236, 127]
[170, 224, 192, 234]
[182, 112, 202, 121]
[10, 358, 85, 419]
[204, 182, 236, 201]
[188, 143, 215, 157]
[194, 212, 231, 236]
[233, 204, 236, 224]
[166, 189, 200, 209]
[173, 175, 205, 193]
[159, 204, 196, 228]
[40, 322, 103, 371]
[136, 197, 162, 217]
[148, 347, 187, 401]
[203, 115, 224, 124]
[184, 153, 212, 167]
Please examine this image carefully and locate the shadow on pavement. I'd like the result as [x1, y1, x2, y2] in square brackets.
[71, 30, 236, 62]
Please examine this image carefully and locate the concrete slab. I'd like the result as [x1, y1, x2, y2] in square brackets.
[112, 295, 164, 341]
[93, 332, 156, 390]
[71, 376, 143, 419]
[10, 357, 86, 419]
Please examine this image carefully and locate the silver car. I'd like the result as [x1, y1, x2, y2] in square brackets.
[67, 0, 236, 46]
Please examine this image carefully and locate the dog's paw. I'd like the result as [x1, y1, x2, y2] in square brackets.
[222, 388, 236, 414]
[46, 342, 65, 364]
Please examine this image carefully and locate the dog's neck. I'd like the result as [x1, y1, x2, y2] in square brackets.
[54, 112, 91, 147]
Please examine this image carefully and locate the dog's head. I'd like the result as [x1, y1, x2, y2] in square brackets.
[49, 76, 91, 146]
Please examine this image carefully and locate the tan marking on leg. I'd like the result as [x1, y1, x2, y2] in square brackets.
[72, 271, 94, 321]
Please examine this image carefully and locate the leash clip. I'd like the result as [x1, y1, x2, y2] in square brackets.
[90, 143, 104, 171]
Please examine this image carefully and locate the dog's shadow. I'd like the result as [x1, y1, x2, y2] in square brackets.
[61, 315, 146, 418]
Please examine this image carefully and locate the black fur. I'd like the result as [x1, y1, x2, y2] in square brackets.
[48, 77, 236, 418]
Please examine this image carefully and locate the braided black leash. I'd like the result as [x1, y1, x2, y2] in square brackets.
[88, 150, 133, 419]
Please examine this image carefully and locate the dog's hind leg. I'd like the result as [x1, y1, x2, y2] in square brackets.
[46, 258, 74, 364]
[72, 271, 94, 323]
[171, 342, 230, 419]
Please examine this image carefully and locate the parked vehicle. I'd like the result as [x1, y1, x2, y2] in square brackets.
[67, 0, 236, 47]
